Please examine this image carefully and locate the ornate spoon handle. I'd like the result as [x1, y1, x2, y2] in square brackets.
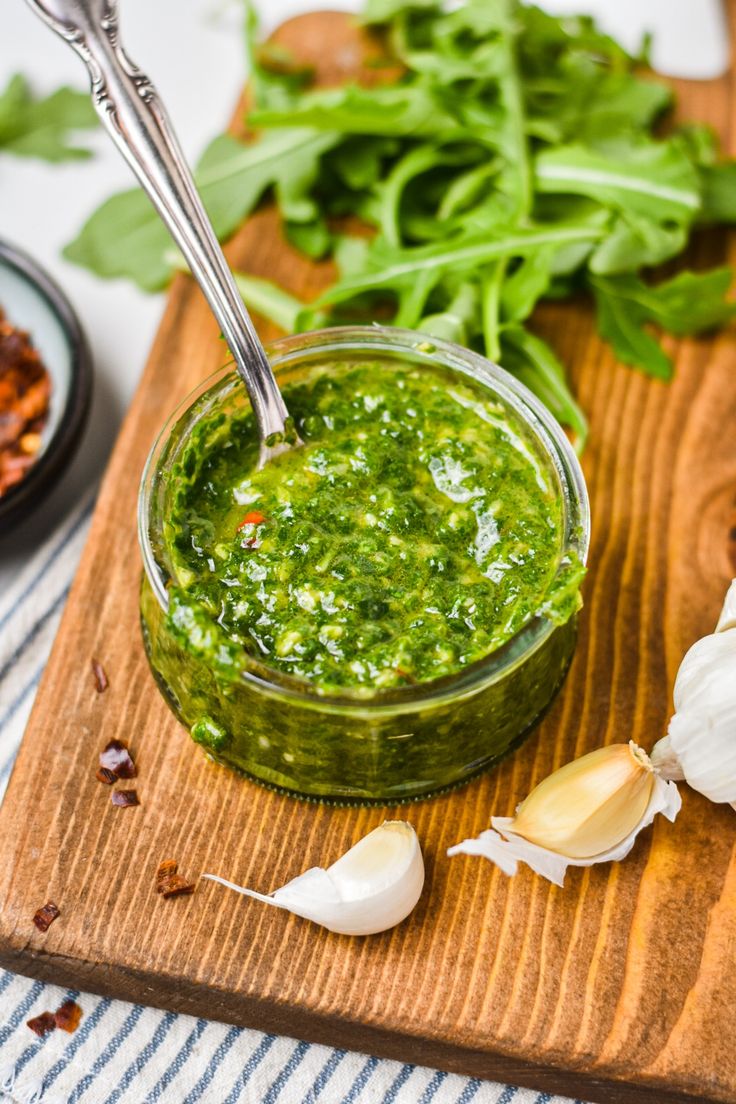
[26, 0, 294, 462]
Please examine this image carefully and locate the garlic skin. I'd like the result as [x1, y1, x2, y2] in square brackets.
[651, 579, 736, 806]
[448, 743, 681, 887]
[203, 821, 424, 936]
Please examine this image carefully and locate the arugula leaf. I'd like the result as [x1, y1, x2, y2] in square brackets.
[313, 224, 605, 308]
[588, 211, 687, 274]
[534, 140, 701, 223]
[589, 269, 736, 379]
[699, 163, 736, 224]
[591, 269, 736, 341]
[361, 0, 441, 22]
[328, 137, 399, 191]
[500, 249, 555, 323]
[501, 325, 588, 450]
[0, 74, 97, 161]
[419, 282, 479, 345]
[233, 271, 310, 332]
[64, 128, 337, 290]
[591, 276, 673, 379]
[249, 85, 458, 138]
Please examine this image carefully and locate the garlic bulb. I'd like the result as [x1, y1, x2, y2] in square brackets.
[448, 742, 681, 886]
[651, 579, 736, 806]
[203, 821, 424, 936]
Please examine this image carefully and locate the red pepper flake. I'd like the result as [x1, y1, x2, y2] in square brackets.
[0, 308, 52, 498]
[156, 859, 178, 886]
[395, 666, 418, 685]
[111, 789, 139, 807]
[27, 1011, 56, 1037]
[96, 766, 118, 785]
[54, 999, 82, 1034]
[99, 739, 136, 779]
[161, 875, 195, 898]
[91, 657, 108, 693]
[156, 859, 195, 898]
[32, 901, 60, 932]
[236, 510, 266, 532]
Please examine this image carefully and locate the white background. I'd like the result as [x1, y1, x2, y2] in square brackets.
[0, 0, 727, 593]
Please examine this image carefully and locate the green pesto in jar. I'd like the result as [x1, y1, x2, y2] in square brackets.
[162, 359, 583, 698]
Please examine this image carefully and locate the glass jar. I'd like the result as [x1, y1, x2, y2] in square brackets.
[138, 326, 589, 803]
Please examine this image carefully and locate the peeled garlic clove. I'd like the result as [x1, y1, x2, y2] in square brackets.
[651, 579, 736, 804]
[448, 742, 681, 887]
[203, 821, 424, 936]
[511, 742, 655, 858]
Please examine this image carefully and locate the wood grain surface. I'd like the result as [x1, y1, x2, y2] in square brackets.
[2, 10, 736, 1103]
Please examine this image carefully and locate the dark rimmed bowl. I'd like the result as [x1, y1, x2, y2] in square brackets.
[0, 240, 92, 531]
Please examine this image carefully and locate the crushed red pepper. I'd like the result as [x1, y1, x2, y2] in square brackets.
[27, 1011, 57, 1037]
[236, 510, 266, 532]
[156, 859, 195, 898]
[32, 901, 60, 932]
[54, 999, 83, 1033]
[95, 766, 117, 785]
[99, 739, 136, 779]
[27, 1000, 83, 1038]
[0, 308, 51, 497]
[91, 658, 109, 693]
[111, 788, 139, 807]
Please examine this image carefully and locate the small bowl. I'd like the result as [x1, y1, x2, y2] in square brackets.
[0, 240, 92, 530]
[139, 326, 589, 803]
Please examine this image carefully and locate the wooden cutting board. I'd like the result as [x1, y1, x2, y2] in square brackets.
[2, 10, 736, 1103]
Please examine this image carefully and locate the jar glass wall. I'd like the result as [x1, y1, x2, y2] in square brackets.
[138, 327, 589, 803]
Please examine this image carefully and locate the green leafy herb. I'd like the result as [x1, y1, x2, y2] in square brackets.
[63, 0, 736, 447]
[591, 269, 736, 378]
[64, 129, 338, 290]
[0, 74, 97, 161]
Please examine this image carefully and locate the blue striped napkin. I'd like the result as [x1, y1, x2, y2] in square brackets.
[0, 495, 586, 1104]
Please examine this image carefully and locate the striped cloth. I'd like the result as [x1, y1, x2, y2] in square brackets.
[0, 496, 586, 1104]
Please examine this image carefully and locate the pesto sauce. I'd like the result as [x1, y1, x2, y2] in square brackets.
[165, 360, 572, 694]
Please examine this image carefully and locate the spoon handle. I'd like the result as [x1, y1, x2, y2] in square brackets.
[26, 0, 291, 449]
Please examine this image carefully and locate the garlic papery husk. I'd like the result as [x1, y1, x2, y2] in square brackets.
[448, 742, 681, 887]
[651, 579, 736, 806]
[202, 821, 424, 936]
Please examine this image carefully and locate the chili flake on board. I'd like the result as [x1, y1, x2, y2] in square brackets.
[91, 657, 109, 693]
[99, 738, 136, 779]
[156, 859, 195, 898]
[32, 901, 60, 932]
[111, 789, 139, 807]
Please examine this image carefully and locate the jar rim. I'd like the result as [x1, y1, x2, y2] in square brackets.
[138, 325, 590, 715]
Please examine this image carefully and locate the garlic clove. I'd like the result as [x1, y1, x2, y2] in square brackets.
[671, 632, 736, 714]
[655, 701, 736, 804]
[203, 820, 424, 936]
[651, 579, 736, 804]
[510, 742, 655, 858]
[448, 743, 681, 886]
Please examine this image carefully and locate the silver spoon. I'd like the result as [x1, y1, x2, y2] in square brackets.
[26, 0, 300, 467]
